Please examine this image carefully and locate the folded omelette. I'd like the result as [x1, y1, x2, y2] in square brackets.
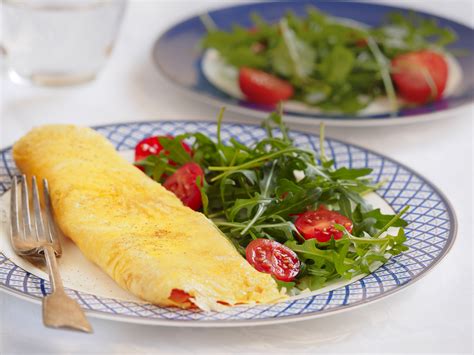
[13, 125, 284, 310]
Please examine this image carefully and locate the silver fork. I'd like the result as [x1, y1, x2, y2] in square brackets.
[10, 175, 92, 333]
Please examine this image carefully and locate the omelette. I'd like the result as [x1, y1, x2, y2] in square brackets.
[13, 125, 284, 310]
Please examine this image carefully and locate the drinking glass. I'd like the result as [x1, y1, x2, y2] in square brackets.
[1, 0, 127, 86]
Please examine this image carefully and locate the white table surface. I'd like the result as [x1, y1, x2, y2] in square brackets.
[1, 0, 473, 354]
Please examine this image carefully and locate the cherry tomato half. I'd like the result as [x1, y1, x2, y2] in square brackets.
[391, 50, 448, 104]
[295, 206, 353, 243]
[239, 67, 294, 106]
[245, 239, 300, 282]
[163, 162, 204, 210]
[134, 135, 192, 166]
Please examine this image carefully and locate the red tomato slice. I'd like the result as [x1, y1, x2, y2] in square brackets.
[163, 162, 204, 210]
[168, 289, 196, 308]
[391, 50, 448, 104]
[239, 67, 294, 106]
[295, 206, 353, 243]
[245, 239, 300, 282]
[135, 136, 163, 162]
[134, 135, 192, 166]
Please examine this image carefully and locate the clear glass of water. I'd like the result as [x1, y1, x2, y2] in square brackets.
[2, 0, 127, 86]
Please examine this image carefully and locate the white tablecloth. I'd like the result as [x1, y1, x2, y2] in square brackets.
[1, 0, 472, 353]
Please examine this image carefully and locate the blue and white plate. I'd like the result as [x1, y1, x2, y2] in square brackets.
[152, 1, 474, 126]
[0, 121, 456, 326]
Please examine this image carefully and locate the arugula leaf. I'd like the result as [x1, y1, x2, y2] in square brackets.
[134, 155, 176, 181]
[286, 239, 336, 264]
[196, 175, 209, 215]
[363, 208, 409, 229]
[302, 79, 332, 104]
[319, 45, 355, 84]
[271, 19, 316, 79]
[330, 167, 373, 180]
[338, 193, 353, 220]
[240, 161, 278, 234]
[228, 194, 266, 221]
[275, 279, 296, 292]
[381, 11, 457, 51]
[275, 178, 305, 196]
[297, 275, 327, 291]
[264, 187, 322, 220]
[157, 137, 192, 165]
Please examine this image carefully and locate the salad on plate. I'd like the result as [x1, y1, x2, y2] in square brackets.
[200, 8, 460, 115]
[135, 108, 409, 293]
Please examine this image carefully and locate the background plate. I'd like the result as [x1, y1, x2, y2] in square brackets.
[152, 1, 474, 126]
[0, 121, 456, 326]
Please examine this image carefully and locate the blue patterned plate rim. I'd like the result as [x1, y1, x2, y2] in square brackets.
[0, 120, 457, 327]
[152, 1, 474, 126]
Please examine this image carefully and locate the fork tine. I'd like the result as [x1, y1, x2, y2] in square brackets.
[43, 179, 62, 255]
[20, 174, 33, 239]
[32, 176, 46, 243]
[10, 176, 21, 240]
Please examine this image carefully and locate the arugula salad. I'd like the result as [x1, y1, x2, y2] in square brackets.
[200, 7, 458, 113]
[135, 109, 409, 292]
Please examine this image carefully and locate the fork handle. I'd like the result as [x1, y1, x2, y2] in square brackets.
[42, 244, 92, 332]
[43, 245, 65, 293]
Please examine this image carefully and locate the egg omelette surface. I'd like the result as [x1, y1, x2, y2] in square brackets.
[13, 125, 284, 311]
